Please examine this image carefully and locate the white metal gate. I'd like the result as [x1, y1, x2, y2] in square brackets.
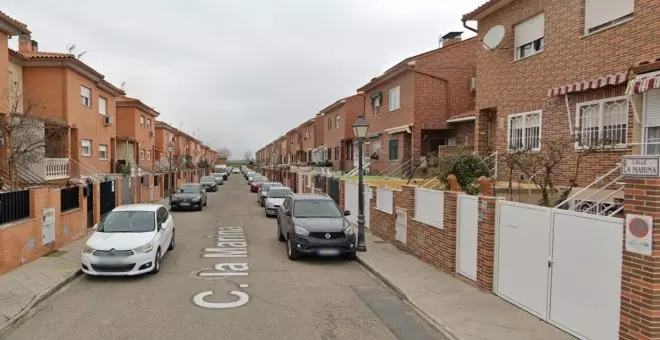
[395, 207, 407, 244]
[457, 194, 478, 281]
[344, 181, 371, 228]
[42, 207, 56, 245]
[364, 185, 371, 229]
[495, 200, 623, 340]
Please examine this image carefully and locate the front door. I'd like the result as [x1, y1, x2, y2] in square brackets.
[86, 182, 94, 228]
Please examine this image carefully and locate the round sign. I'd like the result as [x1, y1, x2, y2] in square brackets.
[629, 217, 649, 238]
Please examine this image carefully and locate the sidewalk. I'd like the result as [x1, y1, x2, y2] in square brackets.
[357, 231, 575, 340]
[0, 198, 170, 335]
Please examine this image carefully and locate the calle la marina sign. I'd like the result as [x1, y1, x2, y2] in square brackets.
[621, 155, 660, 177]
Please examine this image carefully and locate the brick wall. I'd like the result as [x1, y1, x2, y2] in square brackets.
[0, 187, 86, 274]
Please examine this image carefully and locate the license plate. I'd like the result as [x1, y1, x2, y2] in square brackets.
[179, 202, 190, 206]
[318, 249, 340, 256]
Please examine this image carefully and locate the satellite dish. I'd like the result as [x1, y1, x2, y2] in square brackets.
[482, 25, 505, 50]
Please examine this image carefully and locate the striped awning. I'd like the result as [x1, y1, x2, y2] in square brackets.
[547, 71, 628, 97]
[627, 72, 660, 94]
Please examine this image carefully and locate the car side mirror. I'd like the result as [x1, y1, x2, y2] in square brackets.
[92, 223, 99, 230]
[344, 210, 351, 216]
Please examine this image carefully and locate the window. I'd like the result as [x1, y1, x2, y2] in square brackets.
[585, 0, 634, 34]
[388, 139, 399, 160]
[576, 97, 627, 148]
[81, 139, 92, 156]
[305, 131, 309, 139]
[372, 95, 381, 115]
[140, 116, 145, 129]
[328, 117, 332, 130]
[508, 111, 541, 151]
[327, 147, 332, 160]
[99, 144, 108, 160]
[389, 86, 400, 111]
[98, 96, 107, 115]
[514, 13, 544, 60]
[644, 89, 660, 155]
[334, 147, 339, 160]
[140, 149, 145, 160]
[80, 86, 91, 107]
[372, 140, 381, 155]
[335, 115, 340, 129]
[147, 150, 151, 160]
[147, 119, 152, 130]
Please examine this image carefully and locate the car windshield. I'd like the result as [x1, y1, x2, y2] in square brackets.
[294, 200, 343, 218]
[97, 211, 155, 233]
[213, 174, 223, 178]
[262, 183, 282, 191]
[201, 176, 215, 182]
[215, 168, 227, 174]
[179, 185, 201, 193]
[268, 189, 291, 198]
[253, 177, 267, 183]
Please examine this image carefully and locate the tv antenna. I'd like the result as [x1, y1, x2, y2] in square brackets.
[120, 81, 126, 90]
[482, 25, 505, 51]
[77, 51, 87, 59]
[66, 44, 76, 54]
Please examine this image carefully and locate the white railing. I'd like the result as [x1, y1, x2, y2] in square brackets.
[484, 151, 498, 179]
[44, 158, 69, 180]
[555, 163, 624, 216]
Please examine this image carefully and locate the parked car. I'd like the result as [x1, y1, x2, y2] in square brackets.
[81, 204, 175, 276]
[212, 173, 225, 185]
[250, 177, 269, 192]
[233, 168, 240, 174]
[170, 184, 208, 211]
[214, 165, 228, 180]
[200, 176, 218, 192]
[258, 182, 283, 206]
[264, 187, 291, 217]
[276, 193, 355, 260]
[245, 171, 255, 180]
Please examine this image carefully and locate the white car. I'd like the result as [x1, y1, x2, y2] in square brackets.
[265, 187, 292, 217]
[81, 204, 175, 276]
[232, 168, 240, 173]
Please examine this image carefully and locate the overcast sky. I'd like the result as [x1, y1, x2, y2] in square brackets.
[4, 0, 481, 159]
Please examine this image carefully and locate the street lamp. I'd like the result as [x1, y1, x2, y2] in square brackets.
[352, 116, 369, 252]
[167, 140, 174, 198]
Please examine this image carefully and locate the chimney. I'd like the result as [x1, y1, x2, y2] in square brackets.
[18, 34, 33, 53]
[31, 40, 38, 52]
[439, 31, 463, 48]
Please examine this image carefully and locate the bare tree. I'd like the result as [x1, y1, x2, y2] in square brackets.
[243, 150, 253, 162]
[217, 146, 231, 159]
[0, 88, 67, 189]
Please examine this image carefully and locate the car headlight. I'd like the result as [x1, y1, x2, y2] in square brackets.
[133, 242, 153, 253]
[192, 196, 201, 202]
[294, 225, 309, 236]
[344, 227, 355, 236]
[82, 245, 95, 254]
[267, 202, 274, 208]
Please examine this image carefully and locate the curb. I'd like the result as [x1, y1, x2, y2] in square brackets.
[0, 269, 82, 337]
[356, 255, 462, 340]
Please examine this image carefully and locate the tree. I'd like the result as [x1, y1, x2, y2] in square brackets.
[243, 150, 253, 162]
[0, 88, 67, 189]
[217, 147, 231, 160]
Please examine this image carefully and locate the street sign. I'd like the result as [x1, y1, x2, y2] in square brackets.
[621, 155, 660, 177]
[625, 214, 653, 256]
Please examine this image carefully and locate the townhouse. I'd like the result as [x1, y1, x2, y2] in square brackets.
[299, 118, 315, 164]
[115, 96, 159, 173]
[317, 95, 363, 172]
[154, 121, 179, 171]
[357, 32, 478, 175]
[462, 0, 659, 194]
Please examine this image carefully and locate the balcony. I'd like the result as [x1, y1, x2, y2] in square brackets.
[44, 158, 69, 180]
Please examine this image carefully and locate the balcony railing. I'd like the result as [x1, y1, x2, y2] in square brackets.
[44, 158, 69, 180]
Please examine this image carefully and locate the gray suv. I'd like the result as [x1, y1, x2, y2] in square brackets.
[276, 193, 355, 260]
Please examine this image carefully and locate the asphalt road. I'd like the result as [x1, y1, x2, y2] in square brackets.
[2, 174, 446, 340]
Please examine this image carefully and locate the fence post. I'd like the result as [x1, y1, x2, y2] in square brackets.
[447, 174, 461, 192]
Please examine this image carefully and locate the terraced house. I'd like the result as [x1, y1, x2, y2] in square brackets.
[463, 0, 660, 210]
[317, 95, 363, 172]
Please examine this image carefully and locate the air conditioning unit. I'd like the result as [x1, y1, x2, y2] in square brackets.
[469, 77, 477, 91]
[104, 115, 113, 126]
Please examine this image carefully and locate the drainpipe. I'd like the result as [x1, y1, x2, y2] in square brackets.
[462, 20, 478, 34]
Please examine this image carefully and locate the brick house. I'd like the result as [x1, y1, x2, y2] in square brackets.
[286, 127, 301, 164]
[317, 95, 363, 172]
[16, 32, 125, 178]
[299, 118, 315, 164]
[154, 121, 178, 171]
[115, 96, 159, 173]
[357, 33, 478, 175]
[462, 0, 659, 195]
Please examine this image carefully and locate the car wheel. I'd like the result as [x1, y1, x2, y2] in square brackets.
[198, 205, 203, 211]
[204, 200, 208, 206]
[286, 235, 299, 260]
[277, 224, 285, 242]
[168, 229, 175, 250]
[152, 249, 161, 274]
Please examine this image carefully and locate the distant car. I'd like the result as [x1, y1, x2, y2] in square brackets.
[212, 173, 225, 185]
[200, 176, 218, 192]
[214, 166, 228, 180]
[264, 187, 291, 217]
[233, 168, 240, 174]
[277, 193, 355, 260]
[247, 173, 258, 183]
[258, 182, 283, 206]
[245, 171, 254, 180]
[170, 184, 208, 211]
[250, 177, 268, 192]
[82, 204, 175, 276]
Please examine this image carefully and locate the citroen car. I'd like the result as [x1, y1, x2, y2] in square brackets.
[258, 182, 283, 206]
[170, 183, 208, 211]
[81, 204, 175, 276]
[276, 193, 355, 260]
[265, 186, 291, 217]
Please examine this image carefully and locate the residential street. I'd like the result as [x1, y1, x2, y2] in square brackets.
[1, 176, 444, 340]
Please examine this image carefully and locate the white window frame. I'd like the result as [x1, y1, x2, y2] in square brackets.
[147, 118, 152, 130]
[335, 115, 340, 129]
[514, 13, 545, 61]
[373, 96, 381, 115]
[389, 86, 400, 111]
[507, 110, 542, 151]
[147, 150, 151, 160]
[98, 96, 107, 115]
[80, 86, 91, 107]
[641, 88, 660, 155]
[140, 116, 145, 129]
[81, 139, 92, 156]
[99, 144, 108, 160]
[574, 96, 628, 149]
[584, 0, 634, 35]
[140, 149, 145, 160]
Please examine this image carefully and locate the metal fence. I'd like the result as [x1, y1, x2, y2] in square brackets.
[0, 190, 30, 225]
[61, 186, 80, 212]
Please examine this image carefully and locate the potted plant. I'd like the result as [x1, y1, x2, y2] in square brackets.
[370, 152, 379, 160]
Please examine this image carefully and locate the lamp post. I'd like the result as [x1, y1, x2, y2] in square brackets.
[352, 116, 369, 252]
[167, 140, 174, 199]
